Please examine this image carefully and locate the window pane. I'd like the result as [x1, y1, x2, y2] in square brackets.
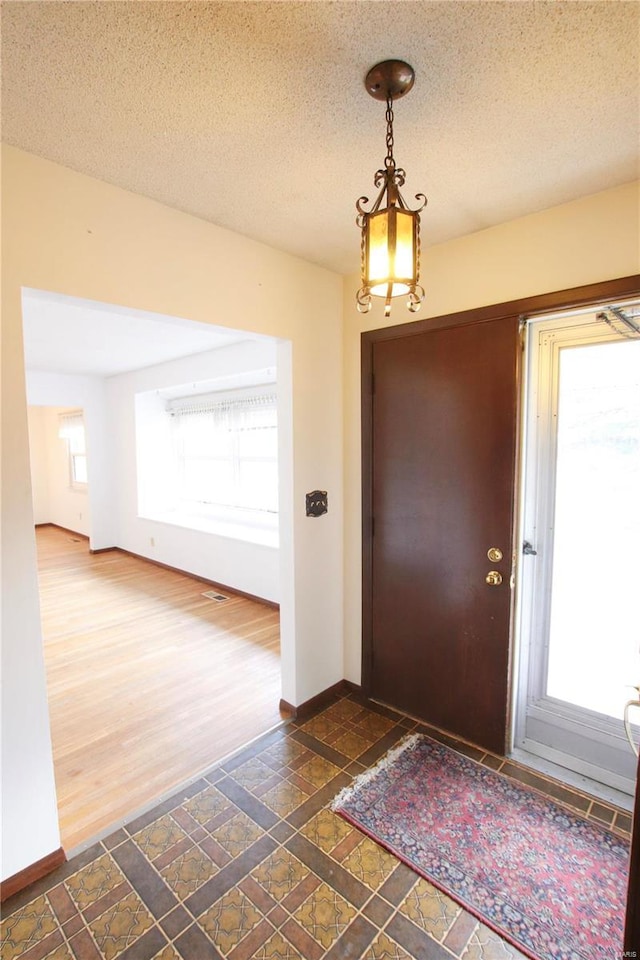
[171, 395, 278, 516]
[238, 461, 278, 512]
[181, 458, 234, 505]
[179, 420, 233, 458]
[238, 426, 278, 459]
[546, 339, 640, 720]
[69, 430, 86, 455]
[73, 455, 88, 484]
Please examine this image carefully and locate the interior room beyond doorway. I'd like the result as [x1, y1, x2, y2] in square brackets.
[22, 287, 293, 856]
[36, 525, 283, 853]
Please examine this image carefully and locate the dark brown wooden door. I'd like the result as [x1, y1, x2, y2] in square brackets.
[367, 315, 520, 754]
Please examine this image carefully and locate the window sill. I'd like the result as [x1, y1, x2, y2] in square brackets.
[140, 510, 279, 548]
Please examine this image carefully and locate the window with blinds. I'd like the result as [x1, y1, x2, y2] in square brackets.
[58, 411, 88, 487]
[168, 391, 278, 515]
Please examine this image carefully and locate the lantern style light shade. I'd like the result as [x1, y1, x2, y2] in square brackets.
[356, 60, 426, 318]
[366, 206, 418, 298]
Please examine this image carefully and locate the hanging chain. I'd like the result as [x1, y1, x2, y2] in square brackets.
[385, 94, 395, 168]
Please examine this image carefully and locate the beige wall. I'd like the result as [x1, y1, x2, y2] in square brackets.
[343, 180, 640, 682]
[2, 143, 638, 882]
[27, 406, 92, 537]
[26, 407, 50, 524]
[1, 145, 344, 879]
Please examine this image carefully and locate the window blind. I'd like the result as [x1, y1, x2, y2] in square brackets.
[58, 411, 85, 443]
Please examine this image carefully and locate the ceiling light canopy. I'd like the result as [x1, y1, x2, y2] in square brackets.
[356, 60, 427, 319]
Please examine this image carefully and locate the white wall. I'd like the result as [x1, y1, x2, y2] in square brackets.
[26, 371, 115, 549]
[27, 407, 50, 524]
[343, 180, 640, 684]
[27, 406, 91, 537]
[1, 145, 344, 880]
[108, 339, 281, 602]
[135, 389, 175, 516]
[26, 341, 281, 599]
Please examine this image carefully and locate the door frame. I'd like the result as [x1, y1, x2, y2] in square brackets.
[361, 275, 640, 706]
[514, 311, 640, 793]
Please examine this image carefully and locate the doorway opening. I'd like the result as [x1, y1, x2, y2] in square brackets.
[513, 301, 640, 800]
[22, 287, 293, 854]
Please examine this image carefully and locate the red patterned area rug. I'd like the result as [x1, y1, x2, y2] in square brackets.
[332, 735, 629, 960]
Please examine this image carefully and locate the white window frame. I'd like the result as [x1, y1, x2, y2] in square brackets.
[58, 411, 88, 491]
[514, 308, 640, 794]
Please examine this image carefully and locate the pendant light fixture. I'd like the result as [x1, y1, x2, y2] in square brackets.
[356, 60, 427, 318]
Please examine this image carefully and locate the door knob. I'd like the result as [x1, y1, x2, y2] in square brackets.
[485, 570, 503, 586]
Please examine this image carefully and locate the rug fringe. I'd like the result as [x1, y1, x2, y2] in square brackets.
[331, 733, 422, 811]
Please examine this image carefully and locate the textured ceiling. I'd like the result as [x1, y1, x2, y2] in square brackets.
[2, 1, 639, 275]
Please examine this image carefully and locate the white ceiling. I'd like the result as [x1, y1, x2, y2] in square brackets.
[2, 2, 638, 277]
[21, 289, 249, 377]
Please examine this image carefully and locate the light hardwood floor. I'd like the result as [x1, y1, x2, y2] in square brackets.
[36, 525, 283, 852]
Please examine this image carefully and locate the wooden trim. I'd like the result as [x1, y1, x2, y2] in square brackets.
[1, 848, 66, 903]
[361, 275, 640, 702]
[89, 546, 118, 555]
[117, 548, 279, 610]
[280, 680, 360, 720]
[361, 275, 640, 345]
[504, 319, 527, 750]
[624, 754, 640, 952]
[361, 338, 374, 696]
[35, 523, 88, 540]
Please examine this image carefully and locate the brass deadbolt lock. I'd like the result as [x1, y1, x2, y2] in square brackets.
[485, 570, 503, 586]
[487, 547, 503, 562]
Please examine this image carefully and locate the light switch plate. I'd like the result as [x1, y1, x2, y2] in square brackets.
[306, 490, 328, 517]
